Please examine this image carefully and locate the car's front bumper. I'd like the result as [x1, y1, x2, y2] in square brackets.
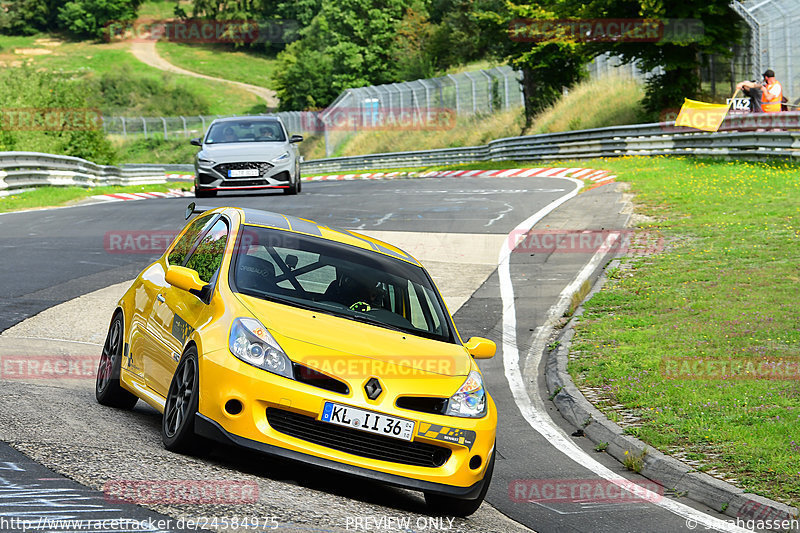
[195, 158, 294, 192]
[197, 350, 496, 496]
[195, 414, 490, 499]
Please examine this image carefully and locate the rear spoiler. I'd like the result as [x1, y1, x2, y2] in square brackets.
[185, 202, 212, 220]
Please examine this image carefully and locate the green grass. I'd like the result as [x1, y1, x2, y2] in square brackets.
[560, 156, 800, 507]
[139, 0, 189, 20]
[115, 137, 199, 165]
[156, 41, 277, 90]
[0, 34, 262, 116]
[0, 182, 191, 213]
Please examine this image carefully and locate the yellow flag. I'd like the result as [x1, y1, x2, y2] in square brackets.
[674, 98, 732, 132]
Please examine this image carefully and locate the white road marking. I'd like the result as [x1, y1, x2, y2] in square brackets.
[486, 202, 514, 227]
[373, 212, 393, 227]
[497, 178, 750, 532]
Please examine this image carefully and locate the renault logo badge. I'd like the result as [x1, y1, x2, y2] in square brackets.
[364, 377, 382, 400]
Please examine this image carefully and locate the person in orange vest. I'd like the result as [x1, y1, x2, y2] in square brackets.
[736, 70, 783, 113]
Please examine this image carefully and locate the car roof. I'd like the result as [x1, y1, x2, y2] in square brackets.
[224, 207, 422, 266]
[210, 116, 283, 125]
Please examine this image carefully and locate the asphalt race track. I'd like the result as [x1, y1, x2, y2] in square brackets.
[0, 176, 741, 532]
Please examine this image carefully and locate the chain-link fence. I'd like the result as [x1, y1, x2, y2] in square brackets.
[318, 66, 524, 156]
[734, 0, 799, 105]
[102, 112, 322, 140]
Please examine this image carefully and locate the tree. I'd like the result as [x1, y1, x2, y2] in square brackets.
[565, 0, 742, 117]
[272, 0, 413, 110]
[478, 1, 590, 130]
[58, 0, 143, 39]
[0, 0, 60, 35]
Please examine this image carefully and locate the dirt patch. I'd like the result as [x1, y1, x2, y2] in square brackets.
[14, 48, 53, 56]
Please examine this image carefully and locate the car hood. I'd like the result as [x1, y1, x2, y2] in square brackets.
[200, 142, 288, 162]
[235, 293, 472, 378]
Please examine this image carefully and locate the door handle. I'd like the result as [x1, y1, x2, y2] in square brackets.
[156, 294, 166, 303]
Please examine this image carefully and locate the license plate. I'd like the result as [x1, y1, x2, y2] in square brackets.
[228, 168, 260, 177]
[321, 402, 414, 441]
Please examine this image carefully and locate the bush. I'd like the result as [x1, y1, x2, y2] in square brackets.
[0, 67, 116, 163]
[116, 138, 198, 165]
[85, 65, 211, 116]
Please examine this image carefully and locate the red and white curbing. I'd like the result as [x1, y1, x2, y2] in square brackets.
[90, 189, 193, 202]
[90, 168, 615, 203]
[302, 167, 616, 186]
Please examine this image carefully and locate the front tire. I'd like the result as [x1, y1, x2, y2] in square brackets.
[424, 448, 495, 517]
[162, 348, 200, 453]
[283, 181, 298, 195]
[96, 313, 138, 409]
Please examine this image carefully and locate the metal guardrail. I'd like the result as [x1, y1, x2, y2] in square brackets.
[0, 152, 167, 193]
[8, 113, 798, 193]
[301, 113, 800, 174]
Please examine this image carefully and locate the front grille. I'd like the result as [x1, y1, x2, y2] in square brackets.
[266, 408, 451, 468]
[396, 396, 448, 415]
[293, 363, 349, 395]
[214, 161, 272, 179]
[220, 178, 270, 187]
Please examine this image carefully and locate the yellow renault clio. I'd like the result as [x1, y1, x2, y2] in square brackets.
[96, 204, 497, 515]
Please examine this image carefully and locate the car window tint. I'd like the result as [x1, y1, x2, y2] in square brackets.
[167, 215, 216, 267]
[185, 219, 229, 283]
[206, 121, 287, 143]
[232, 226, 454, 343]
[407, 281, 428, 330]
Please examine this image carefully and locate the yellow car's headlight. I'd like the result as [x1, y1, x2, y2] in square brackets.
[445, 370, 486, 418]
[229, 317, 294, 379]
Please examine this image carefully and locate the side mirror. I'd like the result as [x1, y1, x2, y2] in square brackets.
[289, 134, 303, 143]
[464, 337, 496, 359]
[190, 137, 202, 146]
[166, 265, 205, 294]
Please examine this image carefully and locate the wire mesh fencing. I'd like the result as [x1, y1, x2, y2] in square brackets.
[101, 112, 323, 140]
[317, 66, 524, 156]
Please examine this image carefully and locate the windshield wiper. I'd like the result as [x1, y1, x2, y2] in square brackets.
[342, 313, 407, 334]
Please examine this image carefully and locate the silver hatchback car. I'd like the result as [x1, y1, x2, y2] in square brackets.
[190, 116, 303, 197]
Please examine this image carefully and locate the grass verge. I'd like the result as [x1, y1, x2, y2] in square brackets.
[561, 156, 800, 507]
[0, 183, 191, 214]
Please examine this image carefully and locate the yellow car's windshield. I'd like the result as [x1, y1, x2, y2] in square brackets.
[231, 226, 455, 343]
